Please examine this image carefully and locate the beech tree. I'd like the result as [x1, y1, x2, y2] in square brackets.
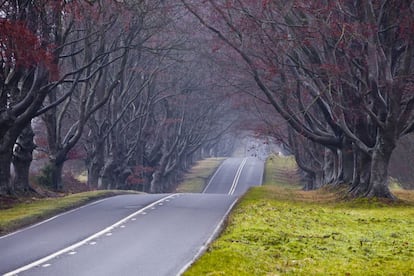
[84, 62, 159, 190]
[95, 55, 235, 192]
[81, 2, 235, 192]
[0, 0, 162, 193]
[148, 67, 233, 192]
[0, 0, 63, 194]
[82, 1, 185, 191]
[41, 0, 155, 190]
[389, 134, 414, 188]
[182, 0, 414, 199]
[86, 58, 170, 190]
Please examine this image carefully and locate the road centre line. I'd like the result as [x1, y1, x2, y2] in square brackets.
[4, 194, 177, 276]
[228, 158, 248, 195]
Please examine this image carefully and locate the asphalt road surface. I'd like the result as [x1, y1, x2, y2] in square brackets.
[1, 157, 264, 276]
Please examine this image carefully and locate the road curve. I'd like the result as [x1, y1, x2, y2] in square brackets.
[203, 157, 264, 195]
[1, 157, 264, 275]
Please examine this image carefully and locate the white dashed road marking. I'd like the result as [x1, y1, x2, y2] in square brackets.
[4, 194, 177, 276]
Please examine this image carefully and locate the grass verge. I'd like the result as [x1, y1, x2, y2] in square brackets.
[0, 190, 139, 236]
[176, 158, 225, 193]
[263, 154, 300, 187]
[184, 156, 414, 275]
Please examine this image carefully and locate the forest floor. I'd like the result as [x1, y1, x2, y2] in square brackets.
[184, 155, 414, 275]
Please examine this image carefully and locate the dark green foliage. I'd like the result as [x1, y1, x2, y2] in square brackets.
[35, 165, 54, 190]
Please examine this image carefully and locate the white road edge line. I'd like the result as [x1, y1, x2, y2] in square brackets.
[4, 194, 177, 276]
[228, 158, 248, 195]
[258, 159, 264, 186]
[176, 196, 239, 276]
[0, 196, 114, 240]
[202, 160, 225, 193]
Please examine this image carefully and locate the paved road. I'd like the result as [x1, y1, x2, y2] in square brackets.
[203, 157, 263, 195]
[0, 157, 264, 275]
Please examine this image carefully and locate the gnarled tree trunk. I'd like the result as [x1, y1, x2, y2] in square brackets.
[350, 147, 371, 197]
[86, 142, 105, 189]
[12, 124, 36, 192]
[48, 155, 66, 191]
[0, 127, 22, 194]
[0, 147, 13, 195]
[366, 135, 395, 199]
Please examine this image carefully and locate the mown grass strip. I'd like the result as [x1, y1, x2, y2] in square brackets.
[176, 158, 225, 193]
[184, 155, 414, 275]
[0, 190, 139, 236]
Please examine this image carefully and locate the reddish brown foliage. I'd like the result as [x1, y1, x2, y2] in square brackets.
[0, 19, 57, 76]
[127, 166, 155, 185]
[67, 147, 86, 160]
[61, 171, 89, 193]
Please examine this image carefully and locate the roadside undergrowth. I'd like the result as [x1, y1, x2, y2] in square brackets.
[184, 155, 414, 275]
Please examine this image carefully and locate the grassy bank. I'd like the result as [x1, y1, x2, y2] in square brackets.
[263, 155, 300, 187]
[176, 158, 225, 193]
[185, 156, 414, 275]
[0, 190, 139, 236]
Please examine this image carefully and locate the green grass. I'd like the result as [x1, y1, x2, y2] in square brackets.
[263, 154, 300, 187]
[0, 190, 139, 236]
[176, 158, 225, 193]
[184, 155, 414, 275]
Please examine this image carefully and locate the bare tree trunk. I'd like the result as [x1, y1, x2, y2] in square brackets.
[323, 149, 338, 185]
[0, 128, 21, 194]
[86, 143, 105, 189]
[302, 171, 316, 191]
[12, 124, 36, 192]
[150, 170, 162, 193]
[366, 136, 395, 199]
[42, 103, 66, 191]
[0, 147, 13, 195]
[352, 149, 371, 196]
[340, 141, 354, 184]
[87, 160, 102, 190]
[99, 158, 116, 190]
[49, 157, 65, 191]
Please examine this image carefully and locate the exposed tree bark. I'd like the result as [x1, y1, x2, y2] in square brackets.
[12, 124, 36, 192]
[86, 139, 105, 189]
[49, 158, 65, 191]
[0, 146, 13, 194]
[350, 148, 372, 197]
[366, 133, 396, 198]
